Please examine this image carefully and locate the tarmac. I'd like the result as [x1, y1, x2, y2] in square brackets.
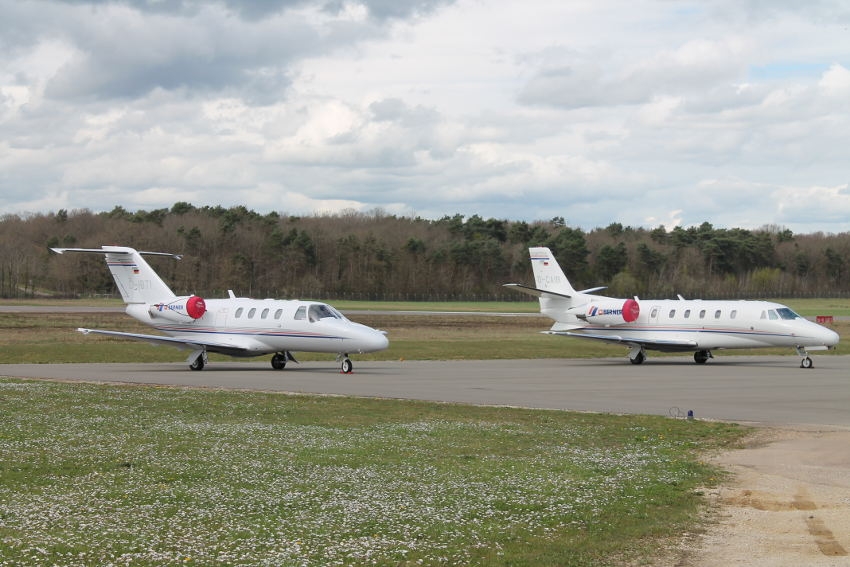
[2, 355, 848, 427]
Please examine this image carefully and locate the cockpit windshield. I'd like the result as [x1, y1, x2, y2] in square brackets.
[775, 307, 801, 320]
[307, 303, 345, 322]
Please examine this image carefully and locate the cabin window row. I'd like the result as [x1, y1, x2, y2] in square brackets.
[232, 304, 344, 322]
[649, 307, 738, 320]
[234, 307, 284, 320]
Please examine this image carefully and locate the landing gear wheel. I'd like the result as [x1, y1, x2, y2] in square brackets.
[271, 353, 287, 370]
[189, 355, 205, 371]
[341, 358, 353, 374]
[801, 356, 813, 369]
[629, 351, 645, 365]
[694, 350, 711, 364]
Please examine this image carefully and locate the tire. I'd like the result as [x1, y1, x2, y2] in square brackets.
[271, 353, 287, 370]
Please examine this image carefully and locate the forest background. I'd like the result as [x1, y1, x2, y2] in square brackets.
[1, 203, 848, 301]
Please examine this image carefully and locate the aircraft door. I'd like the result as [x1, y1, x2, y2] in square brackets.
[215, 308, 228, 328]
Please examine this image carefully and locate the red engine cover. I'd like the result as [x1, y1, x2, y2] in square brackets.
[186, 295, 206, 319]
[585, 298, 641, 325]
[622, 298, 640, 322]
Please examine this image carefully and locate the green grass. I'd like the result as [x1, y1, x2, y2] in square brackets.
[0, 378, 746, 566]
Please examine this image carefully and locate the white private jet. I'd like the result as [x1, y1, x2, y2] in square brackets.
[51, 245, 389, 372]
[505, 246, 839, 368]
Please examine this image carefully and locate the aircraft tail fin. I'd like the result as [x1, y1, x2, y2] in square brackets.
[51, 246, 179, 304]
[527, 247, 578, 297]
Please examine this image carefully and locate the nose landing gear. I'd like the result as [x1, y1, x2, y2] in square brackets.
[795, 346, 815, 369]
[339, 355, 353, 374]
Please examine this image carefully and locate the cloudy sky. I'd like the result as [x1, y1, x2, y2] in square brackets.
[2, 0, 849, 233]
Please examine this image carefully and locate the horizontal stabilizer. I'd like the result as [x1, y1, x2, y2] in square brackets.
[52, 247, 182, 260]
[578, 286, 608, 294]
[503, 283, 572, 300]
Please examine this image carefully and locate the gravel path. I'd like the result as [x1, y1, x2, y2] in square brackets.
[681, 426, 850, 566]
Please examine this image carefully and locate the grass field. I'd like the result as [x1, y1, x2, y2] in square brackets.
[0, 299, 841, 565]
[0, 378, 745, 566]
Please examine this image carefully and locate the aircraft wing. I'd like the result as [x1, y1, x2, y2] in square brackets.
[76, 328, 253, 357]
[546, 330, 699, 352]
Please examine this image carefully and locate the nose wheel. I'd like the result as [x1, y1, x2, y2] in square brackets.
[340, 356, 353, 374]
[795, 346, 815, 369]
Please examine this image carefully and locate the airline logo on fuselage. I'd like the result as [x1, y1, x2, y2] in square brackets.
[589, 306, 621, 317]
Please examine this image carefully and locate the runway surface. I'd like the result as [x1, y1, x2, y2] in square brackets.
[2, 355, 848, 427]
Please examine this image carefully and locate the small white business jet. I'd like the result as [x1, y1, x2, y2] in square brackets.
[505, 246, 839, 368]
[51, 245, 389, 372]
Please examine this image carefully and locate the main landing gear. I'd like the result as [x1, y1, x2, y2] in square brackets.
[693, 350, 713, 364]
[271, 351, 297, 370]
[189, 351, 207, 371]
[629, 347, 715, 365]
[629, 346, 646, 365]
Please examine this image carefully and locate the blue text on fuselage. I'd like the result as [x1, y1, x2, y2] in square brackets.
[589, 306, 621, 316]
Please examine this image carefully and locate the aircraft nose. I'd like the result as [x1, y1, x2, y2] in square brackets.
[375, 331, 390, 351]
[351, 325, 389, 353]
[822, 326, 840, 348]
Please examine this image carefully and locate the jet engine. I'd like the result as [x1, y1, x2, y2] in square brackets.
[148, 295, 207, 321]
[583, 298, 640, 325]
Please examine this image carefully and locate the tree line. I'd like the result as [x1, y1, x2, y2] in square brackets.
[1, 204, 848, 301]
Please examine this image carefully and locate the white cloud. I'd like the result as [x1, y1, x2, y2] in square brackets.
[0, 0, 849, 235]
[818, 63, 850, 96]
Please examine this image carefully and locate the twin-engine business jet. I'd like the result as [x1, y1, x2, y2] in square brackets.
[506, 247, 839, 368]
[51, 246, 389, 372]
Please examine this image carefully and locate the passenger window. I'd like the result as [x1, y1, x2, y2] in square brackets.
[699, 310, 706, 319]
[714, 310, 721, 319]
[235, 307, 243, 318]
[274, 309, 283, 320]
[730, 310, 737, 319]
[650, 307, 659, 318]
[684, 309, 691, 318]
[669, 309, 676, 318]
[248, 308, 256, 318]
[295, 306, 306, 320]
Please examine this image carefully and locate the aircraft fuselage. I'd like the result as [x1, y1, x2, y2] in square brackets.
[126, 297, 389, 357]
[547, 296, 839, 352]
